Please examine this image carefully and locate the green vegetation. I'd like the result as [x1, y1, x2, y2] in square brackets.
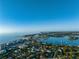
[0, 32, 79, 59]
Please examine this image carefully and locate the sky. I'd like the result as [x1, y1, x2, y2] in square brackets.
[0, 0, 79, 34]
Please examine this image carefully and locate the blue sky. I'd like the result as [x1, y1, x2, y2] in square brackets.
[0, 0, 79, 33]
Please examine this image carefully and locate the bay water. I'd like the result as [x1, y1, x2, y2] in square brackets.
[0, 33, 79, 46]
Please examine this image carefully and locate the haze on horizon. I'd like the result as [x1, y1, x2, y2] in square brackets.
[0, 0, 79, 34]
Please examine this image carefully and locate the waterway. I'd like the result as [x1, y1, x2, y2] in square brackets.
[0, 33, 79, 46]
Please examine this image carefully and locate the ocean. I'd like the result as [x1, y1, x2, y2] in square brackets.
[0, 32, 38, 43]
[0, 33, 19, 44]
[0, 33, 79, 46]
